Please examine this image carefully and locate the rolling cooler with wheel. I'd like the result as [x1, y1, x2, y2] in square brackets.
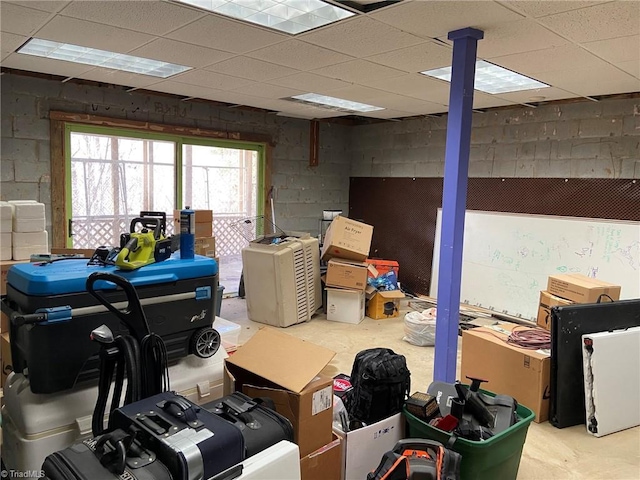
[1, 253, 220, 394]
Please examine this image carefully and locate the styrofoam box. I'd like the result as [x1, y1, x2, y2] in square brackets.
[12, 230, 49, 260]
[9, 200, 45, 233]
[0, 201, 12, 233]
[1, 232, 12, 260]
[326, 288, 365, 324]
[213, 316, 241, 353]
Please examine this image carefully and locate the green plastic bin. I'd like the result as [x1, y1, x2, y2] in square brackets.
[404, 391, 535, 480]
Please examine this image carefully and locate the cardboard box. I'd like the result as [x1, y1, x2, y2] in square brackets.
[224, 328, 336, 457]
[333, 413, 404, 480]
[537, 290, 573, 331]
[1, 332, 12, 387]
[326, 259, 371, 291]
[461, 322, 550, 423]
[173, 210, 213, 238]
[1, 260, 28, 296]
[326, 288, 365, 325]
[366, 290, 405, 320]
[547, 274, 621, 304]
[173, 209, 213, 224]
[365, 259, 398, 279]
[195, 236, 216, 258]
[300, 434, 342, 480]
[1, 312, 8, 333]
[321, 216, 373, 262]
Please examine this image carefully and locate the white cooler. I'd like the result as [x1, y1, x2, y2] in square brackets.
[1, 347, 227, 471]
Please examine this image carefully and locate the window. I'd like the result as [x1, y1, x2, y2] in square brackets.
[52, 114, 270, 295]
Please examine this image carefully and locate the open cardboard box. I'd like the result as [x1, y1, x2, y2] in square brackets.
[224, 328, 336, 457]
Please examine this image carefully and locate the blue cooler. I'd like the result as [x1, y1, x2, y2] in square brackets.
[2, 253, 219, 394]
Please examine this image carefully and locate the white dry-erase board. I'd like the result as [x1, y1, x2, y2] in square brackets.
[430, 209, 640, 321]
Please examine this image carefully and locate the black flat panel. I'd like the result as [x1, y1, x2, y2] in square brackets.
[549, 300, 640, 429]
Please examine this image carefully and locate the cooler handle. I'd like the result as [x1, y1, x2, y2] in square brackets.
[86, 272, 150, 342]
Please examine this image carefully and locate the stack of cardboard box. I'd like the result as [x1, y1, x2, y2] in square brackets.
[364, 258, 404, 320]
[173, 209, 218, 265]
[462, 273, 622, 424]
[537, 273, 621, 331]
[320, 216, 374, 325]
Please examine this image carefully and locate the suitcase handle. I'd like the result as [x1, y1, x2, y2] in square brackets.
[86, 272, 151, 342]
[95, 429, 132, 475]
[159, 397, 203, 428]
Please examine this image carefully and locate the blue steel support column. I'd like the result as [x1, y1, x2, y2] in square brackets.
[434, 27, 484, 383]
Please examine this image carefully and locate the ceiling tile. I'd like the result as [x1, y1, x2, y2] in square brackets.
[299, 16, 424, 57]
[320, 84, 397, 104]
[145, 80, 226, 99]
[502, 1, 613, 18]
[536, 61, 640, 96]
[59, 0, 205, 36]
[0, 3, 51, 35]
[205, 57, 299, 81]
[366, 74, 452, 104]
[616, 60, 640, 79]
[369, 1, 523, 39]
[7, 1, 69, 13]
[230, 82, 305, 99]
[36, 16, 155, 53]
[75, 68, 163, 88]
[246, 40, 353, 71]
[366, 41, 452, 73]
[1, 32, 28, 60]
[492, 86, 579, 104]
[360, 108, 414, 120]
[366, 93, 446, 114]
[2, 52, 92, 77]
[129, 38, 234, 69]
[275, 103, 352, 119]
[170, 69, 254, 90]
[538, 2, 640, 43]
[267, 72, 352, 93]
[472, 93, 518, 109]
[310, 60, 405, 86]
[488, 45, 606, 75]
[582, 35, 640, 64]
[474, 19, 569, 58]
[167, 15, 286, 54]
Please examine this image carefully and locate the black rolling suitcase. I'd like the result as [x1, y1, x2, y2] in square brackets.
[203, 392, 294, 457]
[42, 430, 173, 480]
[109, 391, 245, 480]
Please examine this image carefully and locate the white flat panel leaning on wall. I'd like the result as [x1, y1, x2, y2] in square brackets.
[430, 210, 640, 321]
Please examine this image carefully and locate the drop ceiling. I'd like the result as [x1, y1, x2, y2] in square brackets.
[1, 0, 639, 120]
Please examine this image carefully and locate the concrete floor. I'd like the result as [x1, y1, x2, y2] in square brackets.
[220, 296, 640, 480]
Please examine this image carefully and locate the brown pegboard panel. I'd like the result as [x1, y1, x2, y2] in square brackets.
[349, 178, 639, 296]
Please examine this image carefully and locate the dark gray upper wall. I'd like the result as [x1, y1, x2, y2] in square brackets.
[351, 96, 640, 179]
[0, 72, 351, 236]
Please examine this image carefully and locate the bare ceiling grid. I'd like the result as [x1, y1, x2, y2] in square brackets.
[1, 0, 638, 120]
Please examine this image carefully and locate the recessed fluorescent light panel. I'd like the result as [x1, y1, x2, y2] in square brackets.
[17, 38, 191, 78]
[421, 60, 549, 94]
[290, 93, 384, 113]
[177, 0, 354, 34]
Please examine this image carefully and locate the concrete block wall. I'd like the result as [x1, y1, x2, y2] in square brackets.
[0, 72, 350, 237]
[350, 96, 640, 179]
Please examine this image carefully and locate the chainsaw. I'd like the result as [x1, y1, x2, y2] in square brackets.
[115, 211, 173, 271]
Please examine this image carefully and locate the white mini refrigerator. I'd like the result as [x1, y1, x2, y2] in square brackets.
[242, 235, 321, 327]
